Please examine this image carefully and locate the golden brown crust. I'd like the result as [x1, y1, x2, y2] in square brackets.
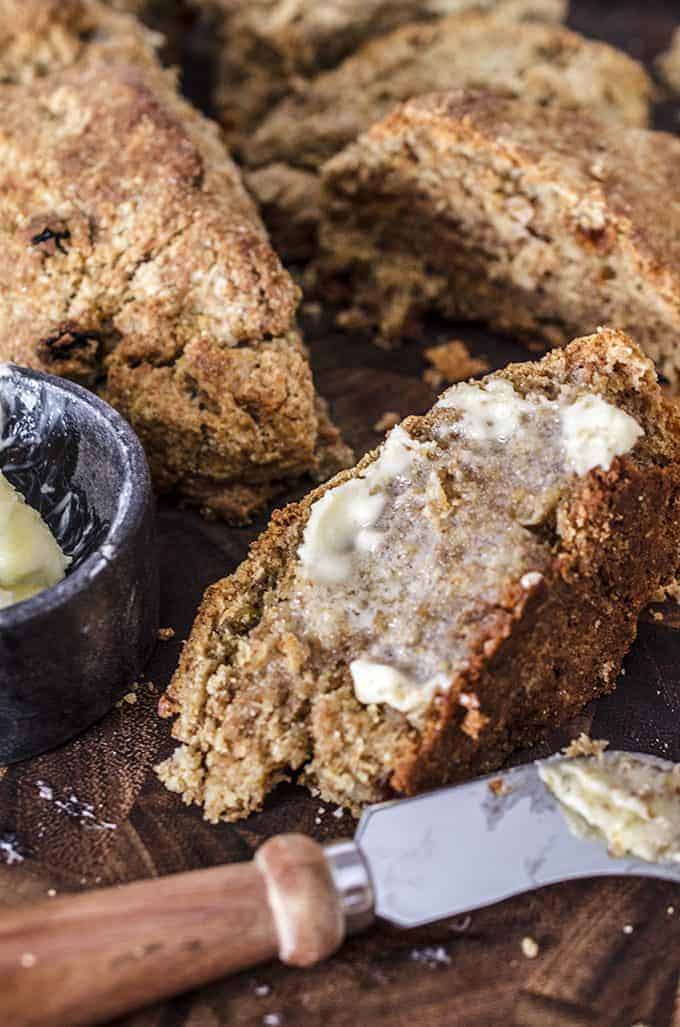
[315, 90, 680, 384]
[246, 18, 651, 182]
[244, 15, 652, 260]
[195, 0, 567, 152]
[0, 4, 351, 520]
[396, 459, 675, 794]
[157, 330, 680, 821]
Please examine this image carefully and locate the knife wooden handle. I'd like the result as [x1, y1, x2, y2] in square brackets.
[0, 834, 349, 1027]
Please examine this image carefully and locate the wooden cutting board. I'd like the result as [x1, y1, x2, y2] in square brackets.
[1, 3, 679, 1024]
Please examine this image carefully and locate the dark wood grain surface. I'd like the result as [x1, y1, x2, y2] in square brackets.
[2, 3, 680, 1025]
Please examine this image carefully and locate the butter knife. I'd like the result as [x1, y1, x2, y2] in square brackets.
[1, 752, 678, 1027]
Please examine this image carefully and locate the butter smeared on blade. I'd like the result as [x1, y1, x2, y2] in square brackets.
[0, 470, 69, 609]
[539, 752, 680, 864]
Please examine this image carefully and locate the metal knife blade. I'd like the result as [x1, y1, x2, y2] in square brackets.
[344, 753, 680, 929]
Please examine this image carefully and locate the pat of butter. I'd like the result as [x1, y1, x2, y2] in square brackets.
[0, 470, 69, 610]
[540, 754, 680, 864]
[561, 394, 643, 476]
[297, 480, 384, 585]
[296, 383, 644, 721]
[350, 660, 449, 717]
[440, 379, 643, 474]
[437, 378, 532, 442]
[298, 426, 430, 586]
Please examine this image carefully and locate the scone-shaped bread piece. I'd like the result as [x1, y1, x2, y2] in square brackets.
[245, 14, 652, 259]
[195, 0, 567, 151]
[157, 330, 680, 821]
[316, 91, 680, 386]
[0, 5, 350, 522]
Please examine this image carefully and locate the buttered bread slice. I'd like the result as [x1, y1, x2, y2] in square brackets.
[157, 330, 680, 821]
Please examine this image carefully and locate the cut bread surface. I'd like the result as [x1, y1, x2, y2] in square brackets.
[0, 0, 351, 522]
[157, 330, 680, 821]
[244, 15, 652, 259]
[315, 90, 680, 387]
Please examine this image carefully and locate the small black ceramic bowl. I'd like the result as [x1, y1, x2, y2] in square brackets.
[0, 365, 159, 763]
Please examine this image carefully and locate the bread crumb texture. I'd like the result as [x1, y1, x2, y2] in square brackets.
[0, 0, 351, 521]
[316, 90, 680, 389]
[157, 330, 680, 821]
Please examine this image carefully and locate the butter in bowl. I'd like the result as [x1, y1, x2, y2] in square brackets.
[0, 364, 159, 763]
[0, 466, 70, 609]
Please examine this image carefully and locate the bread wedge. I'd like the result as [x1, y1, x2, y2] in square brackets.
[157, 329, 680, 820]
[245, 15, 652, 259]
[0, 1, 350, 521]
[315, 91, 680, 388]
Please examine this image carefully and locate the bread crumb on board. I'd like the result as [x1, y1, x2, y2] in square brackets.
[157, 627, 176, 641]
[488, 777, 507, 796]
[423, 367, 446, 390]
[521, 936, 540, 959]
[563, 733, 609, 758]
[373, 411, 401, 433]
[424, 340, 491, 386]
